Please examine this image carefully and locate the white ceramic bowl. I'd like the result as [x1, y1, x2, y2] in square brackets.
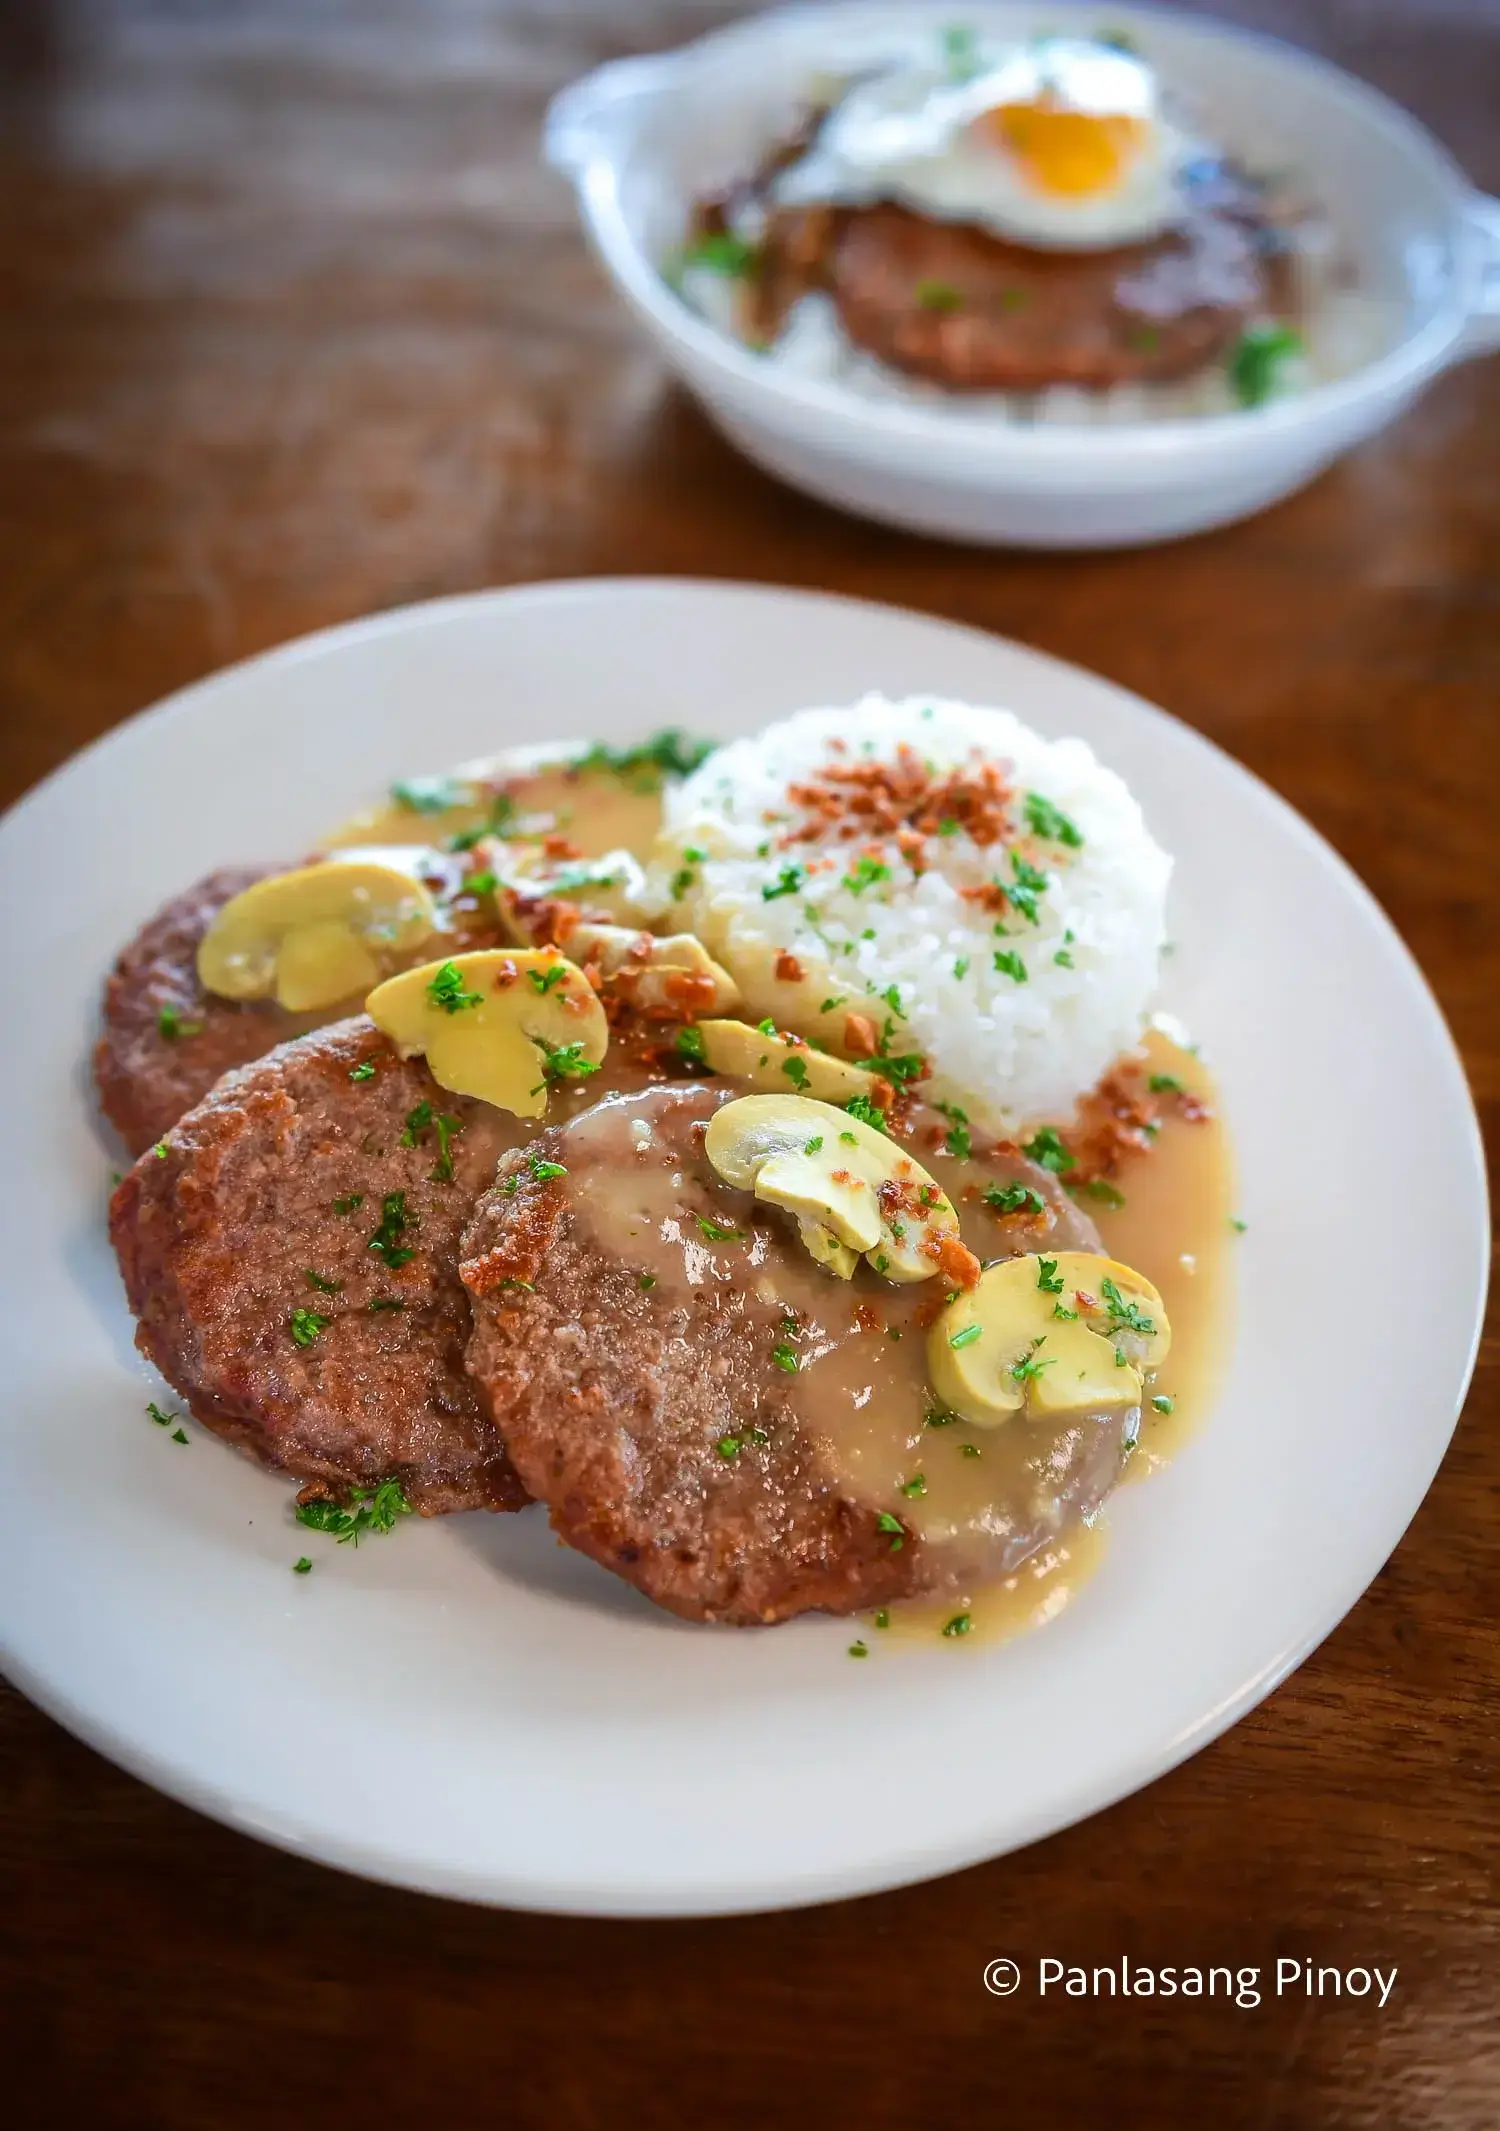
[547, 1, 1500, 549]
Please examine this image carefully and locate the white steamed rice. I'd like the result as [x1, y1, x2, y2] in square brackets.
[650, 696, 1171, 1135]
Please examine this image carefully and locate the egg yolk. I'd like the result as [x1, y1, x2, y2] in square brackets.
[979, 98, 1149, 198]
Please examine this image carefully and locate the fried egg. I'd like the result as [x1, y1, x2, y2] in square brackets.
[773, 39, 1198, 251]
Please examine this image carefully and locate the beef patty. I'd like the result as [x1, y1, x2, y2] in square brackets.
[112, 1016, 533, 1514]
[95, 867, 305, 1157]
[95, 858, 507, 1156]
[461, 1081, 1121, 1626]
[751, 192, 1289, 392]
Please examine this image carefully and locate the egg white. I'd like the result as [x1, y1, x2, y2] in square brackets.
[773, 40, 1199, 252]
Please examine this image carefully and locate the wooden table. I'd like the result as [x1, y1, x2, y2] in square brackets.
[2, 4, 1495, 2123]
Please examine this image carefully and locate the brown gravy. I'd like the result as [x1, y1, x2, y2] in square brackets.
[323, 752, 665, 863]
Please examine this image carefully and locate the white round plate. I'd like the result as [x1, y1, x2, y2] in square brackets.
[0, 580, 1485, 1915]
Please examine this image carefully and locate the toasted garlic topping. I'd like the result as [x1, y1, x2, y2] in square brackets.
[365, 949, 608, 1118]
[703, 1093, 958, 1282]
[928, 1253, 1171, 1430]
[568, 924, 742, 1016]
[694, 1019, 886, 1104]
[197, 858, 438, 1011]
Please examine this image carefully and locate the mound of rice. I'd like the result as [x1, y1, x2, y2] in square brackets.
[650, 696, 1170, 1134]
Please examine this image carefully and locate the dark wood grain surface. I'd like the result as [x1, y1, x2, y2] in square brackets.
[2, 4, 1496, 2125]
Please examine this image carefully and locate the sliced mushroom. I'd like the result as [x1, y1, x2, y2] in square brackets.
[928, 1252, 1171, 1429]
[365, 949, 608, 1118]
[703, 1092, 959, 1282]
[197, 857, 439, 1011]
[695, 1019, 887, 1105]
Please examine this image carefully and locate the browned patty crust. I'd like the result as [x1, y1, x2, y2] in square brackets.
[94, 867, 305, 1156]
[747, 196, 1288, 393]
[111, 1017, 531, 1514]
[461, 1083, 1116, 1626]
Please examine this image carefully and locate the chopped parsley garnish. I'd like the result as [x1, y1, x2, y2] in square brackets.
[152, 1141, 168, 1158]
[984, 1181, 1046, 1217]
[899, 1473, 927, 1498]
[1052, 1303, 1078, 1321]
[1230, 1216, 1248, 1234]
[953, 956, 970, 980]
[1007, 851, 1050, 924]
[914, 277, 964, 312]
[878, 984, 905, 1018]
[295, 1478, 413, 1546]
[843, 1094, 888, 1133]
[669, 864, 696, 901]
[1230, 322, 1305, 408]
[146, 1401, 176, 1427]
[819, 996, 843, 1013]
[675, 1024, 706, 1064]
[1011, 1342, 1055, 1385]
[390, 774, 470, 814]
[942, 1612, 973, 1639]
[772, 1343, 800, 1373]
[873, 1609, 891, 1630]
[305, 1268, 342, 1294]
[368, 1190, 415, 1269]
[348, 1060, 377, 1082]
[156, 1003, 203, 1040]
[1054, 950, 1075, 969]
[403, 1100, 465, 1181]
[716, 1435, 742, 1459]
[292, 1557, 313, 1574]
[1100, 1277, 1155, 1336]
[678, 231, 758, 278]
[992, 949, 1028, 984]
[960, 1443, 981, 1459]
[944, 1121, 971, 1160]
[762, 864, 805, 901]
[290, 1307, 330, 1347]
[848, 1640, 869, 1659]
[924, 1403, 959, 1428]
[576, 728, 716, 783]
[530, 1155, 568, 1181]
[171, 1428, 189, 1445]
[1023, 791, 1084, 848]
[876, 1510, 905, 1551]
[425, 960, 483, 1014]
[1036, 1257, 1063, 1295]
[1021, 1126, 1074, 1175]
[804, 1135, 824, 1154]
[446, 789, 516, 850]
[537, 1039, 600, 1082]
[941, 21, 982, 80]
[461, 869, 498, 897]
[839, 1129, 858, 1144]
[1151, 1394, 1176, 1415]
[948, 1323, 982, 1350]
[782, 1055, 809, 1090]
[867, 1051, 925, 1086]
[756, 1016, 778, 1035]
[843, 855, 892, 895]
[695, 1216, 743, 1243]
[332, 1193, 364, 1215]
[1148, 1072, 1183, 1094]
[529, 962, 570, 995]
[639, 1273, 656, 1291]
[368, 1296, 406, 1311]
[1072, 1177, 1126, 1211]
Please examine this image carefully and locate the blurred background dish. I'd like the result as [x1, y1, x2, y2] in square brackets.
[549, 2, 1500, 546]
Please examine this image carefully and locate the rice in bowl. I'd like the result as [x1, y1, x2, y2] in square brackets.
[650, 696, 1170, 1135]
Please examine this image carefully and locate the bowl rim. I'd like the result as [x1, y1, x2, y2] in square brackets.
[558, 0, 1487, 461]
